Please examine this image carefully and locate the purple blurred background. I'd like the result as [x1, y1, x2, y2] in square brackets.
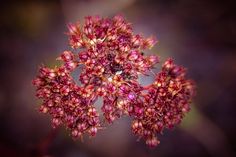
[0, 0, 236, 157]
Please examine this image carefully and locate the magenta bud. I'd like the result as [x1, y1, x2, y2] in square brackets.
[128, 50, 139, 60]
[60, 51, 74, 62]
[89, 126, 98, 136]
[146, 137, 160, 147]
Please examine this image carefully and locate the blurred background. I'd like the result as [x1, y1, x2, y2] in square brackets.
[0, 0, 236, 157]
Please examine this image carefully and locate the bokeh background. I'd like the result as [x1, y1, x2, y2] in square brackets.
[0, 0, 236, 157]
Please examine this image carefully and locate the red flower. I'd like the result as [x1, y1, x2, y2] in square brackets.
[32, 15, 195, 147]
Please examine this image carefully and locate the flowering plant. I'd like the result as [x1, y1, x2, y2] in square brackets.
[32, 15, 195, 147]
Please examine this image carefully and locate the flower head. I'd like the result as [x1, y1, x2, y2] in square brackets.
[33, 15, 195, 147]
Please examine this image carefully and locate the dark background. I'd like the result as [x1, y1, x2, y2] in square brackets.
[0, 0, 236, 157]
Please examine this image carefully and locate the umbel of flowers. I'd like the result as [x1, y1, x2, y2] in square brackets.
[32, 15, 195, 147]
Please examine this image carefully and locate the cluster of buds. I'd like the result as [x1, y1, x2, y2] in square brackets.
[32, 15, 195, 147]
[32, 62, 100, 138]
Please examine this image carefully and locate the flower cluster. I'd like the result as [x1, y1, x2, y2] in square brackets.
[33, 15, 195, 147]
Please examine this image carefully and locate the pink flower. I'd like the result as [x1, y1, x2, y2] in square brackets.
[32, 15, 195, 147]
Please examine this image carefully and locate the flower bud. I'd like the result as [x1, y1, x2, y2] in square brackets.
[88, 126, 98, 136]
[60, 51, 74, 62]
[67, 23, 80, 35]
[128, 50, 139, 60]
[146, 137, 160, 147]
[143, 36, 157, 49]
